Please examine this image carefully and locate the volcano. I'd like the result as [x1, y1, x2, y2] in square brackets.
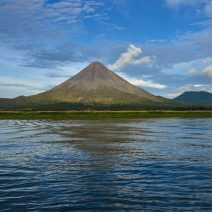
[29, 61, 163, 104]
[0, 61, 170, 110]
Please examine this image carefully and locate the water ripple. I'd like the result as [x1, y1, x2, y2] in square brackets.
[0, 118, 211, 211]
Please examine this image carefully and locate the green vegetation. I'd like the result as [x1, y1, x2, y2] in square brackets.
[0, 111, 212, 120]
[1, 100, 211, 111]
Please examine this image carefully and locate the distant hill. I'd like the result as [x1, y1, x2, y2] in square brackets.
[174, 91, 212, 106]
[0, 61, 187, 110]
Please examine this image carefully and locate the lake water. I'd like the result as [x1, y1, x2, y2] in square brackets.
[0, 118, 211, 211]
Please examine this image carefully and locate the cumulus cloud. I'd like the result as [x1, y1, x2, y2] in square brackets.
[189, 66, 212, 78]
[108, 44, 155, 71]
[119, 73, 167, 90]
[189, 68, 199, 76]
[194, 84, 204, 88]
[203, 66, 212, 77]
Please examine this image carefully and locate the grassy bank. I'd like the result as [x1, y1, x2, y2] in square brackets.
[0, 111, 212, 119]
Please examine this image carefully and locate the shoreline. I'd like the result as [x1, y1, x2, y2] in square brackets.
[0, 111, 212, 119]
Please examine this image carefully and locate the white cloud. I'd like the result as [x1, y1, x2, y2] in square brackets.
[203, 66, 212, 77]
[189, 66, 212, 78]
[0, 75, 47, 98]
[165, 0, 212, 17]
[202, 56, 212, 65]
[189, 68, 198, 76]
[164, 92, 183, 98]
[204, 1, 212, 16]
[194, 84, 204, 88]
[165, 0, 198, 8]
[108, 44, 155, 71]
[0, 0, 106, 29]
[118, 73, 167, 90]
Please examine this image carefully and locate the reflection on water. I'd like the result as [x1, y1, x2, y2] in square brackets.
[0, 119, 212, 211]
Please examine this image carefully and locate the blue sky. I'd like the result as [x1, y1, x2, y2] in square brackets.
[0, 0, 212, 98]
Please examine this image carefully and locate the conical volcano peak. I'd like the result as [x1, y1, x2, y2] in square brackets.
[89, 61, 105, 66]
[35, 60, 163, 104]
[71, 61, 113, 82]
[67, 62, 113, 88]
[85, 61, 109, 73]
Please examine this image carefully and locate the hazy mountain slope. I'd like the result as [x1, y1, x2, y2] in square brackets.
[174, 91, 212, 106]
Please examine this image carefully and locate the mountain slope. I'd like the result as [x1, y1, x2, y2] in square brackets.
[28, 61, 164, 104]
[174, 91, 212, 106]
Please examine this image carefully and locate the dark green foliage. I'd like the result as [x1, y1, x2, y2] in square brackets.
[0, 98, 210, 111]
[0, 111, 212, 120]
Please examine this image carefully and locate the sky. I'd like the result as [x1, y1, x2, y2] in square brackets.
[0, 0, 212, 98]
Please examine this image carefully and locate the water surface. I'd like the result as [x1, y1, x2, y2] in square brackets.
[0, 119, 212, 211]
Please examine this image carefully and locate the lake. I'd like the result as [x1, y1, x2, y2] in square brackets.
[0, 118, 211, 211]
